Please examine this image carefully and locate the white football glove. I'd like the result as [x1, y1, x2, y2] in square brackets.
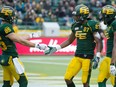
[35, 43, 47, 50]
[110, 64, 116, 76]
[44, 45, 61, 55]
[92, 52, 100, 69]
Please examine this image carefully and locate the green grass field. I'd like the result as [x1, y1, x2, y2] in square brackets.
[0, 55, 112, 87]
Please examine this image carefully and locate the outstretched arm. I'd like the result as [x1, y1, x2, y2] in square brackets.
[60, 32, 76, 48]
[45, 32, 76, 55]
[6, 32, 47, 50]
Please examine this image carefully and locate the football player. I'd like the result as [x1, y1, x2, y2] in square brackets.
[0, 6, 47, 87]
[97, 5, 116, 87]
[45, 4, 102, 87]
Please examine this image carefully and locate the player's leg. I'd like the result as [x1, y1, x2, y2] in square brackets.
[64, 56, 82, 87]
[9, 57, 28, 87]
[2, 66, 14, 87]
[81, 58, 92, 87]
[97, 57, 110, 87]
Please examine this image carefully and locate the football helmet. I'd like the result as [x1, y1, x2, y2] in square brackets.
[101, 5, 116, 24]
[0, 6, 15, 24]
[72, 4, 89, 23]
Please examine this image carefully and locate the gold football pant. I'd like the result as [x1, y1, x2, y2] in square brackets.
[98, 57, 116, 86]
[2, 58, 28, 87]
[64, 56, 92, 84]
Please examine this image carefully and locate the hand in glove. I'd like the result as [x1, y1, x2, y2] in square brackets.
[44, 45, 61, 55]
[35, 43, 47, 50]
[110, 64, 116, 76]
[92, 52, 100, 69]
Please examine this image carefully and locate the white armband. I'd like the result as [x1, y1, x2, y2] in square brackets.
[56, 45, 61, 50]
[96, 52, 101, 58]
[95, 32, 101, 39]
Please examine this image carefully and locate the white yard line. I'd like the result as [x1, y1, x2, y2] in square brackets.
[23, 61, 68, 65]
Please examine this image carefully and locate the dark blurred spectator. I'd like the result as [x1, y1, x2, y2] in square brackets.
[35, 14, 44, 24]
[15, 0, 25, 13]
[0, 0, 3, 8]
[22, 14, 34, 25]
[58, 7, 66, 18]
[4, 0, 14, 7]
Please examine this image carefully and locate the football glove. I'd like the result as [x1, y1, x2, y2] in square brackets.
[92, 57, 100, 69]
[92, 52, 100, 69]
[35, 43, 47, 50]
[44, 45, 61, 55]
[110, 64, 116, 76]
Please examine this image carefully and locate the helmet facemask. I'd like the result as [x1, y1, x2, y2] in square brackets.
[101, 5, 116, 25]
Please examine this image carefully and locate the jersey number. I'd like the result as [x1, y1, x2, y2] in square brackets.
[0, 41, 7, 51]
[75, 31, 87, 39]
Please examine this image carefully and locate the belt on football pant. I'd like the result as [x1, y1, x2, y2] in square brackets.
[75, 54, 94, 59]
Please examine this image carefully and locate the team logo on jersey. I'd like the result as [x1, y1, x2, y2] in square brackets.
[75, 27, 79, 30]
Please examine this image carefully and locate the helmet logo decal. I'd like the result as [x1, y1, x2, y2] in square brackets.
[102, 8, 114, 14]
[1, 8, 13, 16]
[80, 7, 89, 14]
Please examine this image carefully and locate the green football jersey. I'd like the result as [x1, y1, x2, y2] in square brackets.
[105, 20, 116, 58]
[71, 20, 99, 56]
[0, 23, 18, 57]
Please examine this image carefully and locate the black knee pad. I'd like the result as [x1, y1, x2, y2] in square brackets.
[2, 81, 11, 87]
[18, 74, 28, 87]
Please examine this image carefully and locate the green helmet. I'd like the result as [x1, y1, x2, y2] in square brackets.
[101, 5, 116, 24]
[0, 6, 15, 24]
[72, 4, 89, 23]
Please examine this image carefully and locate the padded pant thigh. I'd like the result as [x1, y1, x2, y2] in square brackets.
[98, 58, 110, 82]
[2, 66, 14, 86]
[64, 57, 82, 80]
[82, 59, 91, 83]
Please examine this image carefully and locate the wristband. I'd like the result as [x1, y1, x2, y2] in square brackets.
[35, 43, 39, 48]
[96, 52, 101, 58]
[56, 45, 61, 50]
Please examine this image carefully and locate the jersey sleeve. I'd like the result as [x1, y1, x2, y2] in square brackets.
[88, 20, 99, 33]
[71, 22, 76, 33]
[1, 24, 14, 36]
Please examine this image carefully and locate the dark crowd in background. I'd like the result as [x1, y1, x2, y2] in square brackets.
[0, 0, 116, 27]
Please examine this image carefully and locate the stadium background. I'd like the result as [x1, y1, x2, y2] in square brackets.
[0, 0, 116, 87]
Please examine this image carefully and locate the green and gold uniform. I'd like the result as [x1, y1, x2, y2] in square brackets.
[98, 20, 116, 87]
[64, 19, 99, 84]
[0, 23, 28, 87]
